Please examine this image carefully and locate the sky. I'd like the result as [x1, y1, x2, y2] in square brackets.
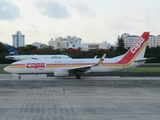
[0, 0, 160, 45]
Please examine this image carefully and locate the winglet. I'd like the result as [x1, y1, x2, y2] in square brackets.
[101, 53, 106, 60]
[94, 55, 97, 59]
[95, 53, 106, 66]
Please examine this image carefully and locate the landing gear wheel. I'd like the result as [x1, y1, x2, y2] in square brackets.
[18, 76, 21, 80]
[76, 74, 81, 79]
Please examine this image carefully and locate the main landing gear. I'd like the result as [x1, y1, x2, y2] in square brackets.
[18, 76, 21, 80]
[76, 74, 81, 79]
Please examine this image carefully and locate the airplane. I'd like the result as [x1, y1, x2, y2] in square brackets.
[4, 44, 72, 60]
[4, 32, 153, 79]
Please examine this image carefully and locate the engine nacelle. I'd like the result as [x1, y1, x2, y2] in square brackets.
[54, 69, 69, 76]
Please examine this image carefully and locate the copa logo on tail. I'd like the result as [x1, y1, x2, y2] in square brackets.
[131, 37, 145, 54]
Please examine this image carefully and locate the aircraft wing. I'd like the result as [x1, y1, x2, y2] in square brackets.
[67, 64, 96, 74]
[134, 57, 155, 62]
[66, 53, 106, 74]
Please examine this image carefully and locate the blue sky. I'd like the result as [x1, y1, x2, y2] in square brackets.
[0, 0, 159, 45]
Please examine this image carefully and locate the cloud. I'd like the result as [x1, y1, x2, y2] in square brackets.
[100, 4, 153, 36]
[35, 0, 69, 18]
[71, 2, 95, 17]
[0, 1, 20, 20]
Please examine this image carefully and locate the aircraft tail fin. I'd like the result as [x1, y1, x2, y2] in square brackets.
[117, 32, 149, 64]
[4, 44, 19, 56]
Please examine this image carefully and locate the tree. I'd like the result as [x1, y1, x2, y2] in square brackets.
[0, 42, 7, 54]
[16, 45, 37, 54]
[0, 42, 14, 64]
[115, 35, 127, 54]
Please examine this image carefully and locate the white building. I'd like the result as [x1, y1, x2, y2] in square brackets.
[122, 33, 139, 48]
[48, 36, 82, 49]
[12, 31, 25, 48]
[148, 35, 160, 47]
[82, 41, 111, 51]
[122, 33, 160, 48]
[32, 42, 43, 49]
[48, 38, 56, 48]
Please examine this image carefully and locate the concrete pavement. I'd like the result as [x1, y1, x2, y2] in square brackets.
[0, 74, 160, 120]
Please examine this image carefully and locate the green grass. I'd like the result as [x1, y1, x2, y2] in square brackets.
[121, 67, 160, 72]
[0, 69, 7, 74]
[0, 64, 9, 74]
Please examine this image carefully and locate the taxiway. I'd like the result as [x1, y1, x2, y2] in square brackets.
[0, 74, 160, 120]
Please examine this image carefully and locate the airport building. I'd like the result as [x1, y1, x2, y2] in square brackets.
[32, 42, 44, 49]
[82, 41, 111, 51]
[12, 31, 25, 48]
[48, 38, 56, 48]
[48, 36, 82, 49]
[123, 33, 160, 48]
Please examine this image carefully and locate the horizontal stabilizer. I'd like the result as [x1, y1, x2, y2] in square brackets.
[134, 57, 155, 62]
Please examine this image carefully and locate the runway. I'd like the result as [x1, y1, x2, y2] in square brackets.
[0, 74, 160, 120]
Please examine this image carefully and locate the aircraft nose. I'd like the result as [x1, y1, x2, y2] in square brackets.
[4, 67, 7, 72]
[4, 67, 9, 73]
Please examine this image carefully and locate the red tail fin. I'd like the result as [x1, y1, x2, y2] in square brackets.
[117, 32, 149, 64]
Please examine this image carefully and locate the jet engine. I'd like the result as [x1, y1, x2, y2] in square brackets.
[54, 69, 69, 76]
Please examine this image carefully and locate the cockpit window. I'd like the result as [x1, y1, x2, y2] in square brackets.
[10, 63, 25, 66]
[10, 64, 15, 66]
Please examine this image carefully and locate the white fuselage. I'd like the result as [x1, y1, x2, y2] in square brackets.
[4, 58, 145, 74]
[5, 55, 72, 61]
